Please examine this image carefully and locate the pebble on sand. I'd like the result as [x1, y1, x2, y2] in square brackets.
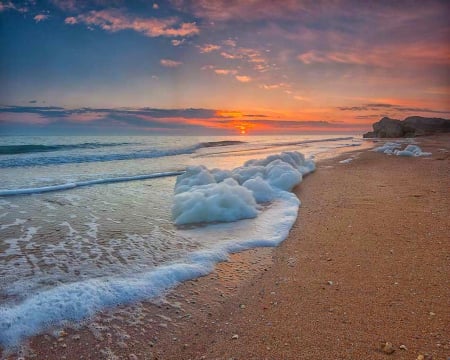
[381, 342, 395, 354]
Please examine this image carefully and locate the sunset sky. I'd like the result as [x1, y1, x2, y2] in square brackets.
[0, 0, 449, 135]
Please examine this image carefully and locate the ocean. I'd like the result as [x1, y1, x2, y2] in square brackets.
[0, 134, 365, 348]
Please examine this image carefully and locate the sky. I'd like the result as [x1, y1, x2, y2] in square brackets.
[0, 0, 449, 135]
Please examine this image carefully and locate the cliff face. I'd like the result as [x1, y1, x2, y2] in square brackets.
[363, 116, 450, 138]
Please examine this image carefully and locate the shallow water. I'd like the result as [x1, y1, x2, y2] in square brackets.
[0, 134, 367, 347]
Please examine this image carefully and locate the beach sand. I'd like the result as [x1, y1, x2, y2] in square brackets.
[3, 135, 449, 360]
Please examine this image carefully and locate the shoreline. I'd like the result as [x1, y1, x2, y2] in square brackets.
[2, 135, 449, 359]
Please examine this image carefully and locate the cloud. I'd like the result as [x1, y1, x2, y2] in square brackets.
[198, 43, 221, 53]
[0, 105, 251, 135]
[214, 69, 237, 75]
[28, 100, 37, 104]
[49, 0, 79, 12]
[153, 3, 159, 10]
[171, 0, 304, 22]
[0, 0, 28, 13]
[64, 16, 77, 24]
[0, 106, 70, 118]
[235, 75, 252, 83]
[293, 95, 309, 101]
[0, 105, 222, 120]
[50, 0, 125, 12]
[298, 50, 368, 66]
[222, 39, 237, 47]
[65, 9, 199, 38]
[219, 46, 270, 72]
[261, 83, 288, 90]
[244, 114, 269, 118]
[0, 105, 365, 135]
[34, 14, 49, 22]
[171, 39, 185, 46]
[220, 51, 239, 59]
[0, 1, 14, 12]
[338, 103, 450, 114]
[160, 58, 183, 67]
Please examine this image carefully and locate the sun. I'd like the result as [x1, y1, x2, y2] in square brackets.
[240, 129, 246, 135]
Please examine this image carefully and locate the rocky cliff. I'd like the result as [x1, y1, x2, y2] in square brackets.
[363, 116, 450, 138]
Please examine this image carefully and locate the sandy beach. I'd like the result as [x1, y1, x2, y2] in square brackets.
[3, 135, 449, 360]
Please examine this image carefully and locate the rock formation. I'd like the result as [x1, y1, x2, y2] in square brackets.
[363, 116, 450, 138]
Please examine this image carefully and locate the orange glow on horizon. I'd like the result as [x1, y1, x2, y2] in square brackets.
[216, 110, 243, 118]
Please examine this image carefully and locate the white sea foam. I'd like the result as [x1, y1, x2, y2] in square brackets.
[0, 261, 211, 348]
[172, 151, 314, 225]
[339, 158, 353, 164]
[0, 218, 27, 231]
[0, 195, 300, 349]
[395, 144, 432, 157]
[373, 143, 431, 157]
[0, 171, 183, 197]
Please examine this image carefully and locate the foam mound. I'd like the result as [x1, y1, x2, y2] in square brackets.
[172, 151, 315, 225]
[373, 143, 431, 157]
[395, 144, 432, 157]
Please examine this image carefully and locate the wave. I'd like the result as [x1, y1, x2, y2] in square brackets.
[0, 141, 245, 168]
[269, 136, 355, 147]
[0, 171, 184, 197]
[199, 140, 245, 148]
[0, 142, 136, 155]
[0, 150, 313, 349]
[0, 205, 293, 349]
[194, 136, 356, 158]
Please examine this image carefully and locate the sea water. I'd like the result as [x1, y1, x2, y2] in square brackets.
[0, 134, 364, 348]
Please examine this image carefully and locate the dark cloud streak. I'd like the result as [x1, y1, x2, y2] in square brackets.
[338, 103, 450, 114]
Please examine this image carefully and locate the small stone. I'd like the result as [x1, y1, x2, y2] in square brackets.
[239, 304, 246, 309]
[399, 344, 407, 350]
[59, 330, 68, 337]
[381, 342, 395, 354]
[327, 281, 333, 286]
[72, 335, 80, 341]
[231, 334, 239, 340]
[129, 354, 138, 360]
[61, 343, 67, 348]
[183, 343, 189, 349]
[429, 312, 436, 316]
[417, 355, 424, 360]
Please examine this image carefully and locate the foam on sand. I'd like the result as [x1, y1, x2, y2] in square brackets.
[373, 143, 431, 157]
[172, 151, 315, 225]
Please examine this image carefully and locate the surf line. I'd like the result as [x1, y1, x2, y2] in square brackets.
[0, 171, 184, 197]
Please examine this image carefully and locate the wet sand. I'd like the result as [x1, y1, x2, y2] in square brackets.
[3, 135, 450, 360]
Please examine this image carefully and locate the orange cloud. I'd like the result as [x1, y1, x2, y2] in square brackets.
[198, 43, 221, 53]
[34, 14, 49, 22]
[65, 9, 199, 38]
[214, 69, 237, 75]
[235, 75, 252, 83]
[216, 110, 243, 118]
